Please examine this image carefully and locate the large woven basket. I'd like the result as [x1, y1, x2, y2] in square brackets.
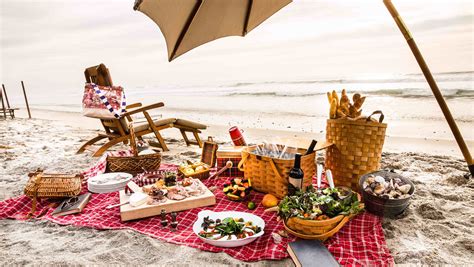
[107, 153, 162, 175]
[106, 123, 161, 176]
[325, 111, 387, 191]
[238, 145, 316, 199]
[24, 170, 82, 217]
[24, 171, 82, 198]
[284, 193, 363, 241]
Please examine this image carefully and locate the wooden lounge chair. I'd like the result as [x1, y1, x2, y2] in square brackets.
[77, 64, 206, 156]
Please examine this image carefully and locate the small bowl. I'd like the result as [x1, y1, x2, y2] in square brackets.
[192, 210, 265, 248]
[359, 170, 415, 217]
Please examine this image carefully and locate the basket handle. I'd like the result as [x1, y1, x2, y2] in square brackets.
[319, 215, 351, 238]
[237, 152, 249, 171]
[269, 158, 283, 181]
[367, 110, 384, 123]
[128, 122, 139, 157]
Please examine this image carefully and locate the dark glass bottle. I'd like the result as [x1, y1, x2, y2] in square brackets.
[305, 140, 317, 155]
[288, 153, 304, 196]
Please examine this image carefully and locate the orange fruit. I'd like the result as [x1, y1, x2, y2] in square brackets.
[262, 194, 279, 208]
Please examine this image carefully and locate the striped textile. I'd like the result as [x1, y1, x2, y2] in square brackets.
[92, 83, 126, 118]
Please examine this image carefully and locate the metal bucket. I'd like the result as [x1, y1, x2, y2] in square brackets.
[359, 170, 415, 217]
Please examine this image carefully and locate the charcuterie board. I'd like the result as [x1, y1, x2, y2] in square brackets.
[119, 179, 216, 221]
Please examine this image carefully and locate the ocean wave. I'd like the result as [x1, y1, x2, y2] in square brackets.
[225, 88, 474, 99]
[406, 70, 474, 76]
[224, 71, 474, 88]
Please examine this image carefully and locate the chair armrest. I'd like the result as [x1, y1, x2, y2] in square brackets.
[122, 102, 165, 117]
[126, 102, 142, 109]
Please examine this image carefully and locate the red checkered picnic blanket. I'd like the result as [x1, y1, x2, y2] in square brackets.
[0, 151, 393, 266]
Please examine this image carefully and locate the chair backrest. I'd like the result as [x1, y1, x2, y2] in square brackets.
[84, 64, 129, 136]
[84, 63, 113, 86]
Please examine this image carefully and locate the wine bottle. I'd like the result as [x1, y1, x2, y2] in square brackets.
[288, 153, 304, 196]
[305, 140, 317, 155]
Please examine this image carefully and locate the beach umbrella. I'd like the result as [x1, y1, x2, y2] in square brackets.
[133, 0, 291, 62]
[134, 0, 473, 176]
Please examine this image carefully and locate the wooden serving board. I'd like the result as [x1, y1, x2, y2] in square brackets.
[119, 179, 216, 221]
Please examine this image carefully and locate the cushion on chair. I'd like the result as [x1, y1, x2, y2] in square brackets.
[133, 123, 150, 132]
[175, 119, 207, 129]
[133, 118, 176, 132]
[154, 118, 177, 127]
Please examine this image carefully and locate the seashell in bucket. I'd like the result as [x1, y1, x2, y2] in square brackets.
[364, 187, 373, 194]
[385, 181, 393, 192]
[388, 190, 401, 199]
[374, 176, 385, 184]
[370, 182, 377, 190]
[374, 184, 385, 195]
[393, 178, 402, 185]
[398, 184, 411, 194]
[363, 180, 370, 189]
[366, 176, 375, 185]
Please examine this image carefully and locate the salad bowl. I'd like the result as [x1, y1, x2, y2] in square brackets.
[193, 210, 265, 248]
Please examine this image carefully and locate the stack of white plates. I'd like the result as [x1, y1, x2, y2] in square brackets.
[88, 172, 133, 193]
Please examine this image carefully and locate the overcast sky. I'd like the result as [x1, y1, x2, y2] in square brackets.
[1, 0, 473, 93]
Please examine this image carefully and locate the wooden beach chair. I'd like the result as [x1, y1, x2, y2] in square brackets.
[77, 64, 206, 156]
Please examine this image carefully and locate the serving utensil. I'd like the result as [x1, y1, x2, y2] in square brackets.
[326, 169, 335, 189]
[317, 164, 323, 190]
[208, 161, 233, 179]
[106, 201, 129, 209]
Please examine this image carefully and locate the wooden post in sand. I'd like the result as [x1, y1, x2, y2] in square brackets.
[2, 84, 11, 109]
[21, 81, 32, 119]
[0, 86, 6, 119]
[384, 0, 473, 176]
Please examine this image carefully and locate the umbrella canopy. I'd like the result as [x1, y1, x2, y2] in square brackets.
[133, 0, 291, 61]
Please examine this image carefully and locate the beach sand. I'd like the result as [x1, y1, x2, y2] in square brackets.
[1, 114, 473, 265]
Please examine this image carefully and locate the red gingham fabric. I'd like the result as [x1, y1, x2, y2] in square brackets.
[216, 158, 244, 177]
[0, 151, 393, 265]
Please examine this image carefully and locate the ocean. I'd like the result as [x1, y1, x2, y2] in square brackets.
[6, 71, 474, 140]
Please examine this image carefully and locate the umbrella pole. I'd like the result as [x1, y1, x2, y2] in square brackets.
[383, 0, 473, 176]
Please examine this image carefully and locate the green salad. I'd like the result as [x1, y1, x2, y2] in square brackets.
[199, 217, 262, 240]
[278, 187, 363, 221]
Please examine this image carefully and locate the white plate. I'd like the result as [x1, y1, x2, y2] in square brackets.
[192, 210, 265, 248]
[88, 172, 132, 193]
[88, 172, 133, 185]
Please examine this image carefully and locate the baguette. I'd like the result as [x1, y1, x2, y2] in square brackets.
[329, 98, 338, 119]
[327, 92, 333, 104]
[331, 90, 339, 108]
[354, 96, 365, 110]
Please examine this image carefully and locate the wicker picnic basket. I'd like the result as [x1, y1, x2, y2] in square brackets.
[24, 170, 82, 198]
[325, 111, 387, 192]
[284, 193, 363, 241]
[238, 145, 316, 199]
[106, 124, 161, 175]
[24, 170, 82, 216]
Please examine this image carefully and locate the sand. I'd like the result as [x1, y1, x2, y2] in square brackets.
[1, 117, 473, 266]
